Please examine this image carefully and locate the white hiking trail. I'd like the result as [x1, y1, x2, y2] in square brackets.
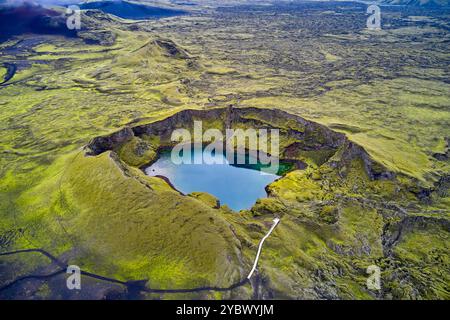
[247, 218, 280, 280]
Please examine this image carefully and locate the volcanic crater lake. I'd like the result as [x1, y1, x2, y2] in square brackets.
[145, 148, 283, 211]
[78, 0, 187, 20]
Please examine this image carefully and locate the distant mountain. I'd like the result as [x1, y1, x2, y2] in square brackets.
[381, 0, 449, 7]
[0, 0, 75, 6]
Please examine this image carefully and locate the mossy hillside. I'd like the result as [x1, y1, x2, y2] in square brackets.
[268, 153, 419, 209]
[227, 109, 353, 167]
[3, 9, 448, 184]
[179, 6, 450, 183]
[1, 3, 449, 299]
[67, 152, 247, 288]
[0, 152, 79, 252]
[189, 192, 220, 209]
[77, 106, 449, 299]
[0, 65, 6, 81]
[240, 77, 450, 184]
[94, 107, 349, 173]
[0, 30, 212, 293]
[244, 202, 384, 299]
[252, 165, 448, 299]
[0, 28, 204, 226]
[95, 38, 199, 91]
[16, 150, 249, 292]
[383, 217, 449, 299]
[117, 136, 157, 167]
[245, 141, 447, 299]
[0, 153, 81, 292]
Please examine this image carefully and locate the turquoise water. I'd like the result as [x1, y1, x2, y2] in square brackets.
[145, 148, 280, 211]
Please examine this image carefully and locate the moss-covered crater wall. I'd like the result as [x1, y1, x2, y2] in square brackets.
[5, 108, 446, 299]
[86, 107, 394, 180]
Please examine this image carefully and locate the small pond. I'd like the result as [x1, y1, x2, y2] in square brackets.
[145, 147, 289, 211]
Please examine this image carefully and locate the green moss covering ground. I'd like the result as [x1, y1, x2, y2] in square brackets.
[0, 66, 6, 81]
[0, 1, 448, 300]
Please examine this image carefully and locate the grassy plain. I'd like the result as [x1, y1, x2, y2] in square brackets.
[0, 2, 449, 299]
